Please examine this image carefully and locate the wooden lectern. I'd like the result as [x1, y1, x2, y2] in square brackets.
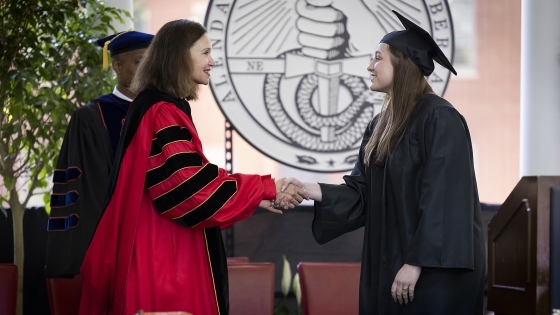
[487, 176, 560, 315]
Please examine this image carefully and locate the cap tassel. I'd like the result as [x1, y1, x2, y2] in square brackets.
[102, 41, 110, 70]
[101, 28, 134, 71]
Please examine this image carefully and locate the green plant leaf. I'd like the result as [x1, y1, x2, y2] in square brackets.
[43, 193, 51, 215]
[0, 0, 123, 209]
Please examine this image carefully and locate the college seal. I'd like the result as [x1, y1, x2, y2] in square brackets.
[205, 0, 454, 172]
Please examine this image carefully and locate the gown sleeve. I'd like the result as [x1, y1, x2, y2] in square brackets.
[145, 102, 276, 230]
[46, 104, 113, 277]
[405, 106, 478, 271]
[312, 121, 374, 244]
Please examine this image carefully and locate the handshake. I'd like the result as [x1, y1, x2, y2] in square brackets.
[259, 177, 310, 214]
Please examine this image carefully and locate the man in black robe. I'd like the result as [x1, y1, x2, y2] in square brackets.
[45, 30, 153, 278]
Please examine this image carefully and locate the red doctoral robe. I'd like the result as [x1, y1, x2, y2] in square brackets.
[79, 89, 276, 315]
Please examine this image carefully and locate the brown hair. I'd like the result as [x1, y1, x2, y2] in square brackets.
[130, 19, 207, 100]
[363, 45, 433, 167]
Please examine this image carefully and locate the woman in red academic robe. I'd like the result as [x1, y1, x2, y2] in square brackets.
[79, 19, 307, 315]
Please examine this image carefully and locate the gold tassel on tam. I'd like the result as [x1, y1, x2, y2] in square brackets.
[102, 41, 110, 70]
[101, 28, 134, 71]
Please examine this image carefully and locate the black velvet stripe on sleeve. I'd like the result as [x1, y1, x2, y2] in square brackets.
[150, 138, 161, 157]
[146, 152, 204, 188]
[152, 163, 219, 214]
[150, 126, 193, 157]
[52, 167, 82, 184]
[173, 180, 237, 228]
[50, 191, 80, 208]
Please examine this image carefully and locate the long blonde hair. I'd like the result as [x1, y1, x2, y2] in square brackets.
[363, 45, 433, 167]
[130, 19, 206, 100]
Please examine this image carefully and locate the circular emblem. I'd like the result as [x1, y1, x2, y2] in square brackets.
[205, 0, 454, 172]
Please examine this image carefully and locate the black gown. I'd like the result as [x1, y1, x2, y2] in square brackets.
[314, 94, 486, 315]
[45, 93, 130, 278]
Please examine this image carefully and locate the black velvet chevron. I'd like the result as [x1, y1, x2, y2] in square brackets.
[52, 167, 82, 184]
[152, 163, 219, 214]
[146, 152, 203, 188]
[50, 191, 80, 208]
[174, 180, 237, 228]
[149, 126, 193, 157]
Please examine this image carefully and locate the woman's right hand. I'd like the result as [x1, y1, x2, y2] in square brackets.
[273, 178, 309, 209]
[281, 177, 322, 202]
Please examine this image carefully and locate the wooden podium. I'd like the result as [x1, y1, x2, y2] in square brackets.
[487, 176, 560, 315]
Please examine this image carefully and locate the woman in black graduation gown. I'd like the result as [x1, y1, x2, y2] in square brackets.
[282, 10, 486, 315]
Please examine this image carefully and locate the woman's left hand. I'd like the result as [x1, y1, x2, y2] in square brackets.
[258, 200, 283, 214]
[391, 264, 421, 305]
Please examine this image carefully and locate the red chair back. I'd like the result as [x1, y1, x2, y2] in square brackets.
[46, 275, 82, 315]
[227, 263, 275, 315]
[136, 311, 192, 315]
[226, 256, 250, 264]
[0, 264, 18, 315]
[297, 262, 361, 315]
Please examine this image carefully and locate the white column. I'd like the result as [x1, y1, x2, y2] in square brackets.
[104, 0, 134, 32]
[520, 0, 560, 176]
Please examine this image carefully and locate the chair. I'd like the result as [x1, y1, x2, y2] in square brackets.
[136, 311, 192, 315]
[297, 262, 361, 315]
[226, 256, 250, 264]
[227, 262, 275, 315]
[46, 274, 82, 315]
[0, 264, 18, 315]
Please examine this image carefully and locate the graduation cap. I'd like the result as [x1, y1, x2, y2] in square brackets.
[380, 10, 456, 76]
[96, 30, 154, 70]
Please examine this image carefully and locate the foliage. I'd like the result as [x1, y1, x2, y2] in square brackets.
[0, 0, 126, 208]
[0, 0, 128, 314]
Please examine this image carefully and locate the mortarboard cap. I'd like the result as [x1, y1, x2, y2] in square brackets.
[380, 10, 456, 76]
[96, 30, 154, 70]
